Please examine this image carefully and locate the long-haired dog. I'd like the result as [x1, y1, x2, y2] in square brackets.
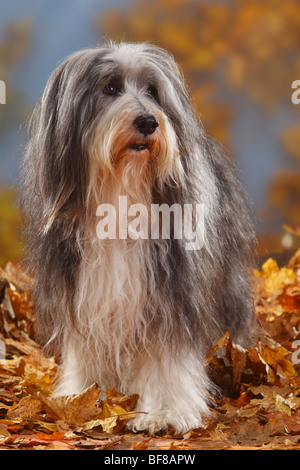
[21, 42, 255, 434]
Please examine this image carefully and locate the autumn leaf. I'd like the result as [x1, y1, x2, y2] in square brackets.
[6, 396, 42, 421]
[205, 330, 231, 366]
[36, 384, 103, 427]
[132, 438, 151, 450]
[81, 387, 139, 433]
[257, 258, 296, 294]
[34, 384, 139, 434]
[2, 252, 300, 449]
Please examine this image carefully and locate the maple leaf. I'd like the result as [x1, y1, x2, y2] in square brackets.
[36, 384, 103, 427]
[35, 385, 139, 434]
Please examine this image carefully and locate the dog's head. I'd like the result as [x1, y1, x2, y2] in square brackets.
[25, 42, 201, 229]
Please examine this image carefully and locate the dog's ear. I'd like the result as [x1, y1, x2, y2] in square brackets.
[22, 49, 107, 236]
[20, 50, 107, 353]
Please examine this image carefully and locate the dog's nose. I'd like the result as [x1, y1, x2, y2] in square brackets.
[134, 115, 159, 136]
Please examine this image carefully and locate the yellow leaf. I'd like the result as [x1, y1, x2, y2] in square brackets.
[264, 268, 296, 294]
[96, 416, 119, 434]
[102, 402, 128, 419]
[258, 258, 296, 293]
[262, 258, 279, 276]
[259, 345, 296, 378]
[275, 394, 292, 416]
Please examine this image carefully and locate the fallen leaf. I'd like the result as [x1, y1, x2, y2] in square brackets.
[37, 384, 103, 426]
[259, 344, 296, 379]
[205, 331, 231, 366]
[132, 438, 151, 450]
[275, 394, 292, 416]
[6, 396, 42, 420]
[1, 251, 300, 449]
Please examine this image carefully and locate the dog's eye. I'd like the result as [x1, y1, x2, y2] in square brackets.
[103, 83, 119, 96]
[147, 86, 159, 102]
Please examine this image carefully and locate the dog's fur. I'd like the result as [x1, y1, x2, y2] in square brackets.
[21, 42, 255, 434]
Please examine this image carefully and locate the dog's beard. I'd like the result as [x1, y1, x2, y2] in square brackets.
[87, 96, 183, 212]
[71, 97, 186, 375]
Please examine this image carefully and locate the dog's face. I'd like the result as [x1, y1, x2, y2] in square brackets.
[92, 46, 179, 172]
[30, 43, 200, 228]
[85, 43, 196, 200]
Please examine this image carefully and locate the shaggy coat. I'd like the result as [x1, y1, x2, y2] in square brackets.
[21, 42, 255, 433]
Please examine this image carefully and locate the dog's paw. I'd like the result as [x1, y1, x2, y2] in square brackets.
[127, 409, 201, 435]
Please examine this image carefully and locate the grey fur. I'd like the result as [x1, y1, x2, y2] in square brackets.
[20, 42, 255, 433]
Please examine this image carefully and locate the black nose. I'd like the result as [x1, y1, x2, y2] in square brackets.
[134, 115, 159, 136]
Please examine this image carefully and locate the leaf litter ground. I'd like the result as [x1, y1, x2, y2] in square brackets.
[1, 250, 300, 450]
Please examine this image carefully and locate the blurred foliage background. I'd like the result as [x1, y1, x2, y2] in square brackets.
[0, 18, 32, 266]
[0, 0, 300, 267]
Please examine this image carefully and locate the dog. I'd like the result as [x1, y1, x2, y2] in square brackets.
[21, 42, 255, 434]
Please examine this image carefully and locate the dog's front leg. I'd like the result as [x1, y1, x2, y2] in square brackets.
[127, 348, 211, 435]
[53, 335, 98, 396]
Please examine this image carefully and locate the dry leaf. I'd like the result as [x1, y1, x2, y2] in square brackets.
[6, 396, 42, 420]
[2, 252, 300, 449]
[205, 331, 231, 366]
[259, 344, 296, 378]
[37, 384, 103, 426]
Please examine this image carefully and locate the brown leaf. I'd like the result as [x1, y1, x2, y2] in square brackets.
[132, 438, 151, 450]
[205, 331, 231, 366]
[259, 344, 296, 379]
[37, 384, 103, 426]
[6, 396, 42, 420]
[229, 343, 247, 389]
